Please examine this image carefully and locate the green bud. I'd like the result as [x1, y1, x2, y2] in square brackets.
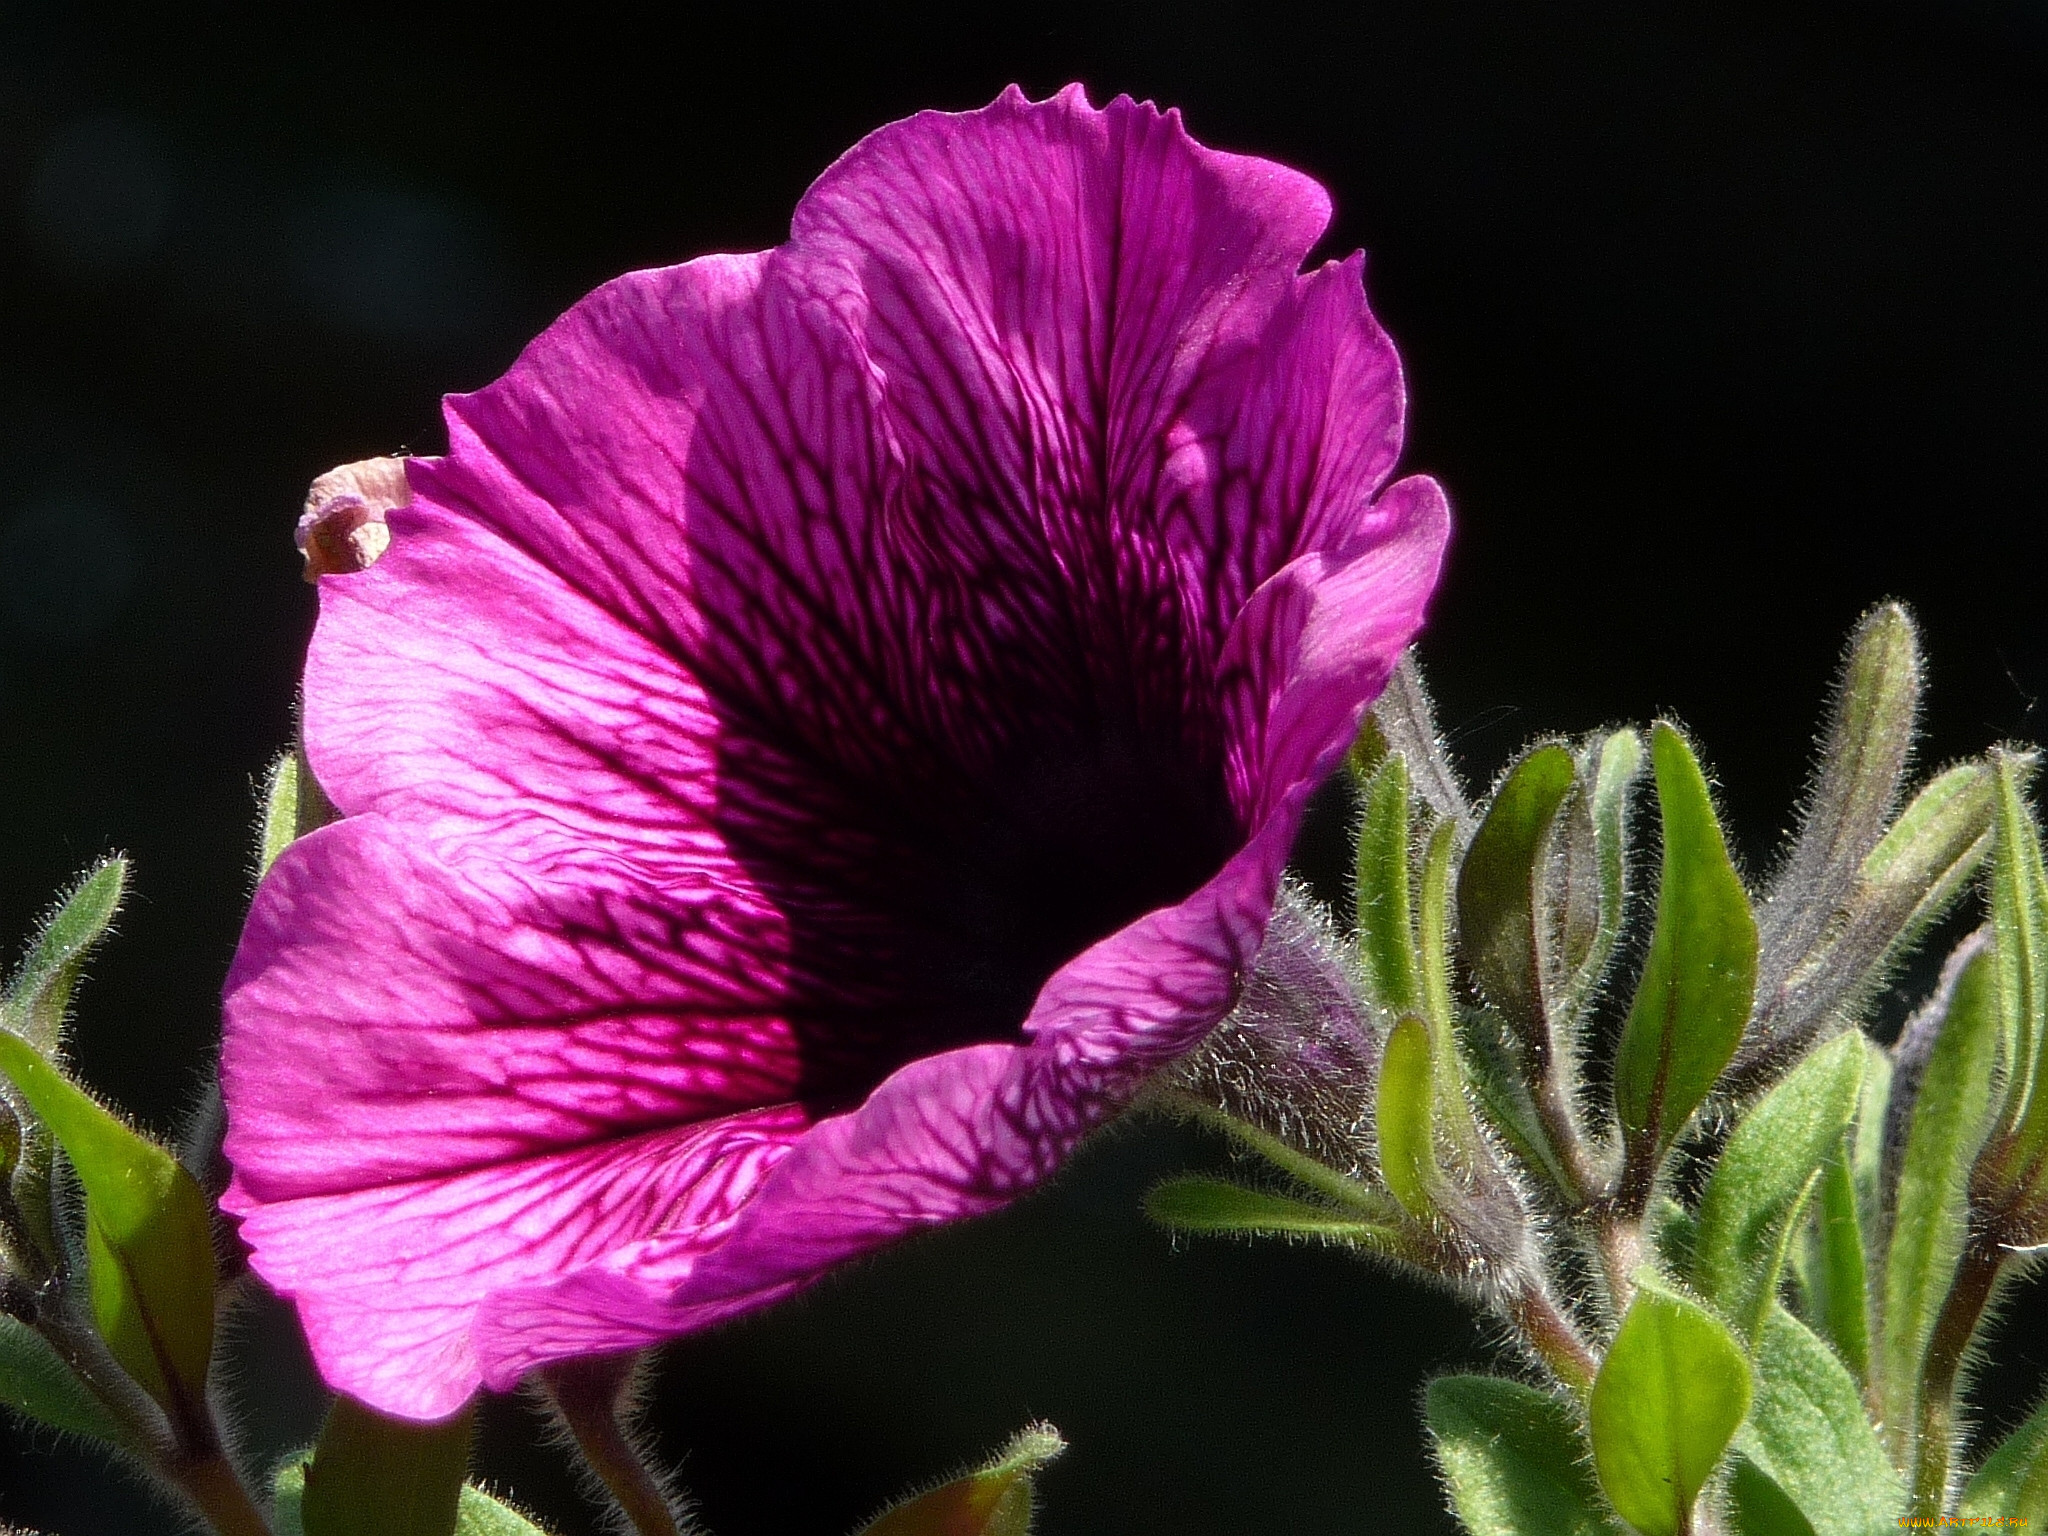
[0, 1032, 215, 1423]
[857, 1423, 1065, 1536]
[1758, 605, 1921, 999]
[3, 857, 126, 1055]
[1457, 743, 1575, 1047]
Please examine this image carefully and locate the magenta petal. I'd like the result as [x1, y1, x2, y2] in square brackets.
[221, 84, 1449, 1420]
[235, 1110, 803, 1421]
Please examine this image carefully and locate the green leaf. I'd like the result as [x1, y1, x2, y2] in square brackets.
[1848, 1035, 1891, 1236]
[1647, 1194, 1699, 1278]
[1960, 1395, 2048, 1522]
[301, 1396, 475, 1536]
[456, 1484, 556, 1536]
[1565, 728, 1645, 1019]
[258, 751, 303, 875]
[1589, 1277, 1753, 1536]
[1614, 724, 1759, 1164]
[1736, 1305, 1902, 1535]
[1881, 940, 2000, 1448]
[0, 1312, 130, 1445]
[0, 1032, 214, 1415]
[1805, 1137, 1872, 1383]
[1355, 753, 1421, 1015]
[1694, 1033, 1865, 1341]
[3, 858, 125, 1054]
[857, 1423, 1064, 1536]
[1143, 1177, 1402, 1245]
[1458, 743, 1577, 1037]
[1726, 1460, 1818, 1536]
[1377, 1016, 1440, 1217]
[1425, 1375, 1619, 1536]
[275, 1453, 311, 1536]
[256, 745, 340, 876]
[1858, 762, 1996, 960]
[1991, 752, 2048, 1162]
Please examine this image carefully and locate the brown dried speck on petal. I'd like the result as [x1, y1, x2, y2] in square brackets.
[296, 456, 408, 581]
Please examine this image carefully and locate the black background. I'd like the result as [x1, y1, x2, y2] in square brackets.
[1, 3, 2043, 1532]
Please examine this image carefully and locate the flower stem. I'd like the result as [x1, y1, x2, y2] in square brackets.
[1593, 1209, 1647, 1317]
[1531, 1065, 1602, 1208]
[34, 1299, 272, 1535]
[541, 1355, 685, 1536]
[1505, 1284, 1599, 1396]
[1907, 1237, 2003, 1519]
[169, 1449, 276, 1536]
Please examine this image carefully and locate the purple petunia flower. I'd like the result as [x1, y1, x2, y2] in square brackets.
[219, 84, 1449, 1421]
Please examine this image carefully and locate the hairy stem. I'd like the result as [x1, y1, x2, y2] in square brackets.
[1907, 1238, 2003, 1519]
[542, 1355, 685, 1536]
[1505, 1284, 1599, 1395]
[1530, 1063, 1602, 1208]
[36, 1299, 271, 1535]
[1593, 1210, 1647, 1318]
[170, 1449, 275, 1536]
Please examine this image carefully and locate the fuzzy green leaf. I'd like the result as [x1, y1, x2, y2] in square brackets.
[3, 859, 125, 1054]
[1564, 728, 1644, 1019]
[1355, 753, 1421, 1015]
[1417, 815, 1480, 1157]
[455, 1486, 555, 1535]
[1859, 762, 1995, 959]
[0, 1031, 214, 1416]
[1614, 725, 1758, 1162]
[258, 751, 303, 876]
[857, 1423, 1064, 1536]
[1727, 1460, 1819, 1536]
[1806, 1137, 1872, 1383]
[1425, 1375, 1619, 1536]
[1377, 1016, 1439, 1217]
[301, 1396, 475, 1536]
[1589, 1277, 1753, 1536]
[1143, 1177, 1401, 1244]
[1458, 743, 1576, 1036]
[1695, 1033, 1865, 1341]
[1881, 941, 2000, 1446]
[1959, 1396, 2048, 1522]
[1736, 1305, 1902, 1535]
[0, 1312, 129, 1445]
[1991, 753, 2048, 1164]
